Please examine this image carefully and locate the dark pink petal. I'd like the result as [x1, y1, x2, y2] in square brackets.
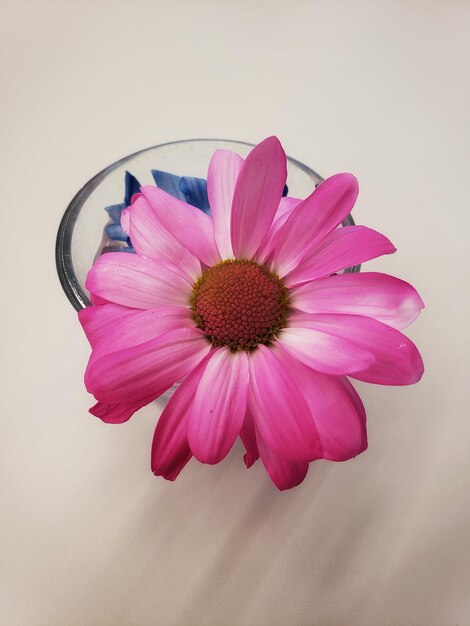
[85, 327, 211, 403]
[120, 208, 130, 235]
[207, 149, 244, 259]
[141, 185, 220, 266]
[85, 253, 193, 309]
[286, 226, 396, 287]
[256, 430, 309, 491]
[78, 303, 139, 347]
[90, 394, 156, 424]
[278, 326, 375, 375]
[126, 194, 201, 279]
[90, 292, 110, 306]
[188, 349, 249, 464]
[231, 136, 287, 259]
[248, 345, 322, 462]
[291, 272, 424, 330]
[256, 196, 303, 263]
[151, 355, 211, 480]
[289, 312, 424, 385]
[86, 306, 192, 361]
[272, 173, 359, 276]
[239, 409, 259, 468]
[280, 350, 367, 460]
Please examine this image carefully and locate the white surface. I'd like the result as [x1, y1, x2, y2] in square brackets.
[1, 1, 469, 624]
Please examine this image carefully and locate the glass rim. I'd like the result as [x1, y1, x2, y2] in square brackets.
[55, 138, 358, 311]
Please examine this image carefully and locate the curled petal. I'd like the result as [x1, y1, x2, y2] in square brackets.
[90, 394, 156, 424]
[239, 409, 259, 468]
[256, 430, 309, 491]
[291, 272, 424, 330]
[188, 349, 249, 464]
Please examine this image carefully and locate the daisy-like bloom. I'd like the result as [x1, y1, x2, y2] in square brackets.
[80, 137, 424, 490]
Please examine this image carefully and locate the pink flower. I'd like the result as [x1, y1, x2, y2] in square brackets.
[79, 136, 424, 490]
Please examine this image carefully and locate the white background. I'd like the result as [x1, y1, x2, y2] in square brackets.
[1, 1, 470, 624]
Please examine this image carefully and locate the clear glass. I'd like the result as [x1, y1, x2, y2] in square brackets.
[56, 139, 358, 310]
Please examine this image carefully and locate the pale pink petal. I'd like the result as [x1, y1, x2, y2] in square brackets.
[256, 196, 303, 262]
[239, 409, 259, 468]
[288, 312, 424, 385]
[188, 349, 249, 464]
[279, 349, 367, 460]
[141, 185, 220, 266]
[207, 149, 244, 259]
[256, 430, 309, 491]
[248, 344, 322, 462]
[278, 327, 375, 375]
[151, 354, 212, 480]
[231, 136, 287, 259]
[126, 194, 201, 279]
[90, 394, 156, 424]
[291, 272, 424, 330]
[85, 327, 211, 403]
[85, 253, 193, 309]
[78, 303, 139, 347]
[86, 306, 192, 360]
[272, 173, 359, 276]
[120, 208, 130, 235]
[285, 226, 396, 286]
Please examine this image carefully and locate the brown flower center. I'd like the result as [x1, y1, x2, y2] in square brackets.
[190, 259, 289, 351]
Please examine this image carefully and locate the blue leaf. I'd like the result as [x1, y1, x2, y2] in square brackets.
[105, 223, 129, 242]
[180, 176, 210, 214]
[105, 202, 126, 224]
[124, 171, 141, 206]
[151, 169, 187, 201]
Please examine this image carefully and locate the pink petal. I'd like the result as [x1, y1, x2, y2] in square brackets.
[86, 306, 192, 361]
[141, 185, 220, 266]
[78, 303, 139, 347]
[256, 196, 303, 263]
[85, 327, 211, 403]
[85, 253, 193, 309]
[120, 208, 130, 235]
[188, 348, 249, 464]
[272, 173, 359, 276]
[207, 149, 244, 259]
[288, 312, 424, 385]
[90, 394, 156, 424]
[239, 409, 259, 468]
[278, 326, 375, 376]
[291, 272, 424, 330]
[248, 344, 322, 462]
[280, 351, 367, 460]
[231, 136, 287, 259]
[256, 430, 309, 491]
[151, 355, 211, 480]
[126, 194, 201, 279]
[286, 226, 396, 287]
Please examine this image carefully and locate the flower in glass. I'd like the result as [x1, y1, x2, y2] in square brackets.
[79, 136, 424, 490]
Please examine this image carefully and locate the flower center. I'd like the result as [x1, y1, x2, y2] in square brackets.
[191, 259, 289, 351]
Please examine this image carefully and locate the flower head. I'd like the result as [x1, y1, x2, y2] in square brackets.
[80, 136, 424, 490]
